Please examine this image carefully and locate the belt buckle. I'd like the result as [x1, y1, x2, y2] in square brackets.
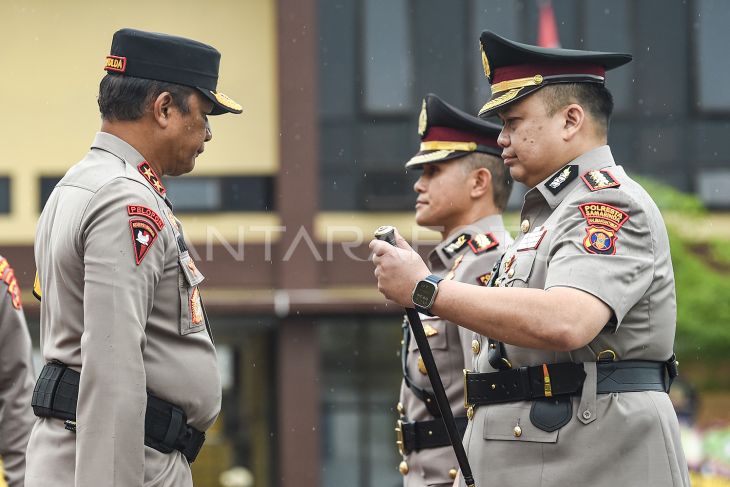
[395, 419, 406, 455]
[463, 369, 474, 420]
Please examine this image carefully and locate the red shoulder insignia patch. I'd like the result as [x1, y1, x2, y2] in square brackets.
[581, 170, 620, 191]
[578, 203, 630, 255]
[127, 205, 165, 230]
[468, 232, 499, 254]
[0, 258, 23, 310]
[129, 219, 159, 265]
[137, 161, 166, 197]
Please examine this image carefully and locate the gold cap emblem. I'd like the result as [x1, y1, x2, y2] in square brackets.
[481, 43, 491, 79]
[418, 99, 428, 136]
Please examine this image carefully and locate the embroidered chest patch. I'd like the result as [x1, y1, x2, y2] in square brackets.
[578, 202, 630, 255]
[468, 232, 499, 254]
[582, 170, 620, 191]
[443, 233, 471, 258]
[129, 219, 159, 265]
[545, 165, 578, 195]
[137, 161, 166, 197]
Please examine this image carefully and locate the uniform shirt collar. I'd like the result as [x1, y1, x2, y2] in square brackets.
[90, 131, 146, 167]
[90, 132, 171, 205]
[428, 214, 507, 269]
[530, 145, 616, 210]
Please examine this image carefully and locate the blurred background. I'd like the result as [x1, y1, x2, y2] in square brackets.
[1, 0, 729, 485]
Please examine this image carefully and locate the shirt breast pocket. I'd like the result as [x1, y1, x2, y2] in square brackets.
[178, 250, 206, 335]
[502, 251, 537, 288]
[407, 318, 452, 387]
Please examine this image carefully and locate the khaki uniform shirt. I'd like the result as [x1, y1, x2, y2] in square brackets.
[400, 215, 511, 487]
[27, 133, 221, 487]
[0, 256, 35, 487]
[460, 146, 689, 487]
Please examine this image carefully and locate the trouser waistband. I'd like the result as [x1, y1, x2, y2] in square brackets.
[396, 416, 468, 455]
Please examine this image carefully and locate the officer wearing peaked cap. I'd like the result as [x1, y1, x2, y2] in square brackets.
[0, 256, 35, 487]
[371, 32, 690, 487]
[395, 94, 512, 486]
[27, 29, 241, 487]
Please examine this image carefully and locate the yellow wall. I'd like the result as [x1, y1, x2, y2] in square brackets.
[0, 0, 278, 244]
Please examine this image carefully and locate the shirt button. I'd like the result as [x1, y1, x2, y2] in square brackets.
[399, 461, 409, 475]
[521, 219, 530, 233]
[471, 340, 481, 354]
[513, 424, 523, 437]
[449, 468, 458, 479]
[396, 402, 405, 416]
[417, 356, 427, 375]
[583, 410, 592, 420]
[507, 268, 515, 278]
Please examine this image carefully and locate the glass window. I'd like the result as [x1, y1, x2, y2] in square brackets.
[320, 317, 403, 487]
[583, 0, 633, 114]
[363, 0, 413, 114]
[0, 177, 9, 214]
[698, 168, 730, 208]
[164, 176, 275, 213]
[39, 176, 62, 211]
[695, 0, 730, 111]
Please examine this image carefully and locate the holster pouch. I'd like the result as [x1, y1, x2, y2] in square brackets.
[530, 395, 572, 432]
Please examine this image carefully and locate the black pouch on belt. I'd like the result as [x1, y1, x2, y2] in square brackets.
[530, 395, 572, 432]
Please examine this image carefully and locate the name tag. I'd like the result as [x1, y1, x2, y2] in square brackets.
[517, 226, 547, 251]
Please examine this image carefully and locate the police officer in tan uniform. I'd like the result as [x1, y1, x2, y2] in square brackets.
[372, 32, 690, 487]
[0, 256, 35, 487]
[27, 29, 242, 487]
[395, 94, 512, 486]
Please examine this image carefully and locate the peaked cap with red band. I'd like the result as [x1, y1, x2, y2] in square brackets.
[406, 93, 502, 169]
[477, 31, 632, 118]
[105, 28, 242, 115]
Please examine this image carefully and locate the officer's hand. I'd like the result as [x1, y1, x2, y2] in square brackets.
[369, 228, 429, 307]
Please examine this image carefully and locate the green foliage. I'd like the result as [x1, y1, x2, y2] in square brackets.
[633, 175, 706, 215]
[629, 176, 730, 362]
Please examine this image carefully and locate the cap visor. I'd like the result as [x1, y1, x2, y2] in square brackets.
[198, 88, 243, 115]
[405, 150, 471, 169]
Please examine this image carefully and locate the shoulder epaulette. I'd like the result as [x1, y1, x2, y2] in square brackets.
[443, 233, 471, 258]
[468, 232, 499, 254]
[582, 169, 620, 191]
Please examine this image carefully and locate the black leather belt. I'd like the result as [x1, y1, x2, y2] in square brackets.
[396, 416, 468, 455]
[465, 360, 675, 408]
[31, 362, 206, 463]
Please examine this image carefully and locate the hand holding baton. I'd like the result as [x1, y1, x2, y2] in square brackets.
[373, 225, 475, 487]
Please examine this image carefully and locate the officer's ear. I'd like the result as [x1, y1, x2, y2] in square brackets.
[152, 92, 175, 128]
[470, 167, 492, 199]
[561, 103, 585, 141]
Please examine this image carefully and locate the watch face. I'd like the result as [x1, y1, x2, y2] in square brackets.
[412, 280, 437, 308]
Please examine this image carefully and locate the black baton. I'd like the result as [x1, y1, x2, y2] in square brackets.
[374, 225, 475, 487]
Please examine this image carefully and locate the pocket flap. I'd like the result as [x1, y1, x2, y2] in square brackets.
[407, 318, 449, 351]
[483, 402, 559, 443]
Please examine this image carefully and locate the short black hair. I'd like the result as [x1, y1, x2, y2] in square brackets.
[540, 83, 614, 135]
[97, 74, 195, 121]
[461, 152, 513, 212]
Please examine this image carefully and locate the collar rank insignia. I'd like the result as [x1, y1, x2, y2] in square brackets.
[544, 165, 578, 195]
[0, 258, 22, 310]
[137, 161, 166, 197]
[443, 233, 471, 258]
[129, 219, 159, 265]
[468, 232, 499, 254]
[578, 202, 630, 255]
[476, 272, 492, 286]
[582, 170, 620, 192]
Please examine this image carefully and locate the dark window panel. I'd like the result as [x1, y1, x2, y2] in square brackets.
[362, 0, 414, 114]
[163, 176, 275, 213]
[357, 170, 418, 211]
[39, 177, 62, 211]
[695, 0, 730, 112]
[0, 177, 10, 214]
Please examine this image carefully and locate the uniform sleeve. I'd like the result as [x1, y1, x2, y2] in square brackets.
[544, 189, 654, 327]
[75, 179, 164, 487]
[0, 279, 36, 487]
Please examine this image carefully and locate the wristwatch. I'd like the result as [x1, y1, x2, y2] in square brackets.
[411, 274, 443, 316]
